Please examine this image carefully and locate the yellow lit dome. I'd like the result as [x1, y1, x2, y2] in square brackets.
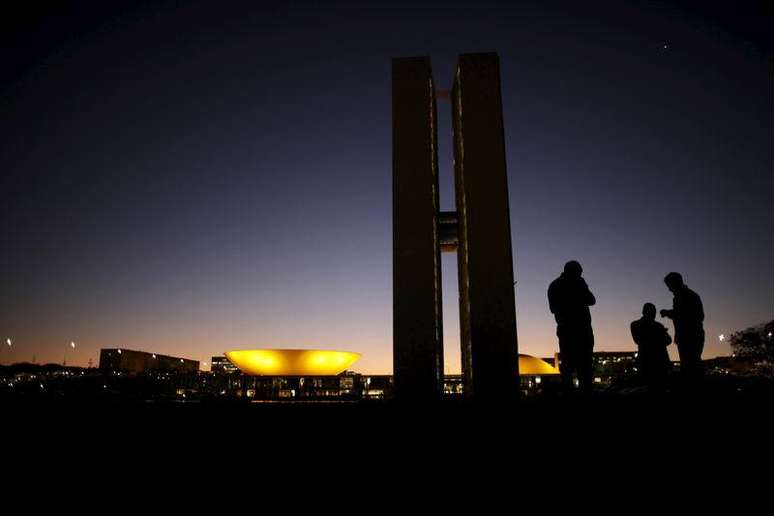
[224, 349, 361, 376]
[518, 354, 559, 375]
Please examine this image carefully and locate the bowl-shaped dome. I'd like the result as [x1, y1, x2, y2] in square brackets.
[224, 349, 361, 376]
[519, 354, 559, 375]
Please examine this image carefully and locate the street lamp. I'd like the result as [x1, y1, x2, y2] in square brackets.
[64, 341, 75, 366]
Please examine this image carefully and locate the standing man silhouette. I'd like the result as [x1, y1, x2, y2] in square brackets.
[548, 260, 596, 394]
[631, 303, 672, 393]
[659, 272, 704, 384]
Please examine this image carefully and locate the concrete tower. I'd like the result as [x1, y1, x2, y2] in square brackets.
[392, 52, 519, 401]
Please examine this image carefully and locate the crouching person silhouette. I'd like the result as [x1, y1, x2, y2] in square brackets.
[630, 303, 672, 394]
[548, 260, 596, 395]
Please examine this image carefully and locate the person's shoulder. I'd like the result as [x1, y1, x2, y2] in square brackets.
[683, 286, 702, 302]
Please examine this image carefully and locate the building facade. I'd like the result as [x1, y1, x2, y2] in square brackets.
[99, 348, 199, 374]
[210, 355, 239, 374]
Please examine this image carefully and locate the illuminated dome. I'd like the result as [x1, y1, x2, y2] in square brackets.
[225, 349, 361, 376]
[518, 354, 559, 375]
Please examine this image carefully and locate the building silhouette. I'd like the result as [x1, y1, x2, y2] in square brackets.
[392, 53, 519, 400]
[98, 348, 199, 374]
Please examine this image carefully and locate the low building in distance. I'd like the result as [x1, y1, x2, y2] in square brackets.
[210, 355, 239, 374]
[213, 350, 556, 400]
[99, 348, 199, 374]
[544, 351, 639, 385]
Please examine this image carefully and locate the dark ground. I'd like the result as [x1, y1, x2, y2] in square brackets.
[3, 387, 771, 499]
[6, 381, 772, 452]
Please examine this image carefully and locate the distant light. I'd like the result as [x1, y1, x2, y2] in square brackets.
[117, 349, 122, 354]
[152, 354, 156, 359]
[768, 332, 772, 338]
[6, 338, 11, 347]
[719, 334, 725, 342]
[180, 359, 184, 363]
[70, 341, 76, 349]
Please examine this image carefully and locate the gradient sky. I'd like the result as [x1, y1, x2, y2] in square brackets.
[2, 1, 773, 373]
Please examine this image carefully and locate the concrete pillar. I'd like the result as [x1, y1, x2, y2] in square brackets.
[452, 53, 519, 399]
[392, 57, 444, 400]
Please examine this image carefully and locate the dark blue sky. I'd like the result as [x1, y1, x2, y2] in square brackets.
[2, 1, 773, 372]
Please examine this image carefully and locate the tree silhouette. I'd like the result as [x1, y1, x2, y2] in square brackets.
[729, 320, 774, 361]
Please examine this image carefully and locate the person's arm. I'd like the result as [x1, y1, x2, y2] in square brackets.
[660, 297, 676, 319]
[630, 322, 641, 347]
[581, 279, 596, 306]
[548, 282, 559, 315]
[695, 293, 704, 323]
[660, 324, 672, 346]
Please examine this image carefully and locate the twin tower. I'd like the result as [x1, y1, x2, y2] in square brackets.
[393, 53, 519, 400]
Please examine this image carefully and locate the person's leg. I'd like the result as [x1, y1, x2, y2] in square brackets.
[679, 337, 704, 392]
[651, 360, 667, 395]
[676, 342, 690, 384]
[559, 349, 575, 393]
[695, 336, 705, 380]
[558, 327, 575, 394]
[577, 327, 594, 394]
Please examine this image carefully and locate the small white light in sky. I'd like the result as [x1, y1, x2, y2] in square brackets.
[768, 332, 772, 338]
[719, 334, 725, 342]
[662, 43, 669, 50]
[6, 338, 10, 347]
[70, 341, 76, 349]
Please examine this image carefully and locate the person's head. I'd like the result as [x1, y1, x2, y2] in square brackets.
[642, 302, 656, 320]
[664, 272, 684, 293]
[563, 260, 583, 278]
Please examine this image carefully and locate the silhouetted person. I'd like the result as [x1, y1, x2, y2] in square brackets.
[630, 303, 672, 393]
[659, 272, 704, 384]
[548, 260, 596, 394]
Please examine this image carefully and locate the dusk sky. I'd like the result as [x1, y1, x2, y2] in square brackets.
[2, 1, 773, 373]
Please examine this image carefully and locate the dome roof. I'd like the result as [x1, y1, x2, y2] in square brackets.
[225, 349, 360, 376]
[518, 354, 559, 375]
[224, 349, 556, 377]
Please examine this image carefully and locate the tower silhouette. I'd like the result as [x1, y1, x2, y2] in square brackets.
[393, 53, 519, 401]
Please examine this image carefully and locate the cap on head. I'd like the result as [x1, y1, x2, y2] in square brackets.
[664, 272, 684, 289]
[563, 260, 583, 277]
[642, 302, 656, 319]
